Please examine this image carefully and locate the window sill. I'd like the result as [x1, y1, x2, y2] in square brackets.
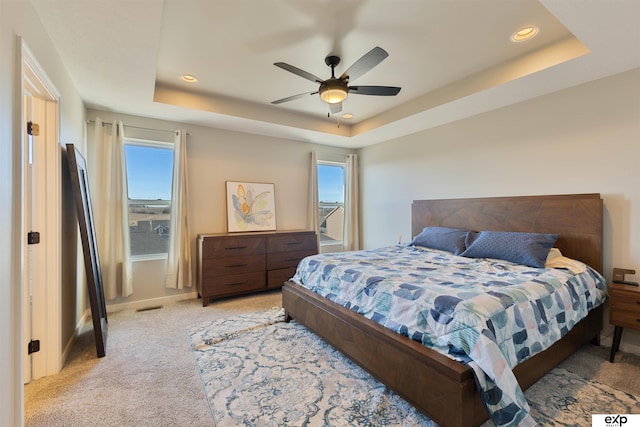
[131, 253, 168, 263]
[320, 242, 344, 254]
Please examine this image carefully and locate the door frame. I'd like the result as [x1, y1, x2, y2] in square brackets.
[20, 40, 62, 382]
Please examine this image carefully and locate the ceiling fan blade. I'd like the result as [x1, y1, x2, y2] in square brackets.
[349, 86, 401, 96]
[271, 91, 316, 104]
[274, 62, 323, 83]
[329, 102, 342, 115]
[340, 47, 388, 82]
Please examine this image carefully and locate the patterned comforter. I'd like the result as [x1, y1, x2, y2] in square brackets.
[291, 245, 607, 427]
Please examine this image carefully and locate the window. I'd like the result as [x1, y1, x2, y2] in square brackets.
[317, 162, 345, 248]
[124, 140, 174, 257]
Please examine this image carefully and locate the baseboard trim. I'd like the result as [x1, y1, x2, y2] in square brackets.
[60, 310, 91, 370]
[106, 292, 199, 313]
[600, 330, 640, 357]
[60, 332, 75, 371]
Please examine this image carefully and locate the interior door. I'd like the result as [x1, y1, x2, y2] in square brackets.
[22, 46, 62, 382]
[23, 93, 50, 382]
[23, 93, 33, 384]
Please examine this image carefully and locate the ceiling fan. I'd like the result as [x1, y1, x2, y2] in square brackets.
[271, 46, 401, 115]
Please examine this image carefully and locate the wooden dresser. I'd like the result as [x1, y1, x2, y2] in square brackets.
[197, 230, 317, 307]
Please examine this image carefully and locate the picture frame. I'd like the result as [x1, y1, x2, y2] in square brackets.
[226, 181, 276, 232]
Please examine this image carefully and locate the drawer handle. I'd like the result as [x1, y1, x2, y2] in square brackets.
[227, 281, 247, 286]
[287, 258, 299, 262]
[286, 242, 301, 246]
[225, 246, 248, 250]
[225, 264, 248, 268]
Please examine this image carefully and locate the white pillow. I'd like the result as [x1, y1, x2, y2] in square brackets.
[545, 248, 586, 274]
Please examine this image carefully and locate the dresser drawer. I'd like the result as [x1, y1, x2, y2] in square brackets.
[267, 267, 297, 288]
[610, 310, 640, 330]
[201, 255, 266, 277]
[267, 233, 317, 253]
[201, 236, 265, 258]
[267, 249, 316, 270]
[206, 272, 266, 297]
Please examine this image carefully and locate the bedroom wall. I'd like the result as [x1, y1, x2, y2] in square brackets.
[1, 2, 87, 426]
[87, 110, 353, 310]
[358, 67, 640, 355]
[0, 2, 18, 424]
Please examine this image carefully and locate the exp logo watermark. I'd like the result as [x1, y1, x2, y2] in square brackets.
[592, 414, 640, 427]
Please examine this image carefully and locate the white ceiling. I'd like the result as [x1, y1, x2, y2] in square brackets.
[32, 0, 640, 148]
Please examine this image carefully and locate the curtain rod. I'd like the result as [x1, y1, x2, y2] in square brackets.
[86, 120, 190, 136]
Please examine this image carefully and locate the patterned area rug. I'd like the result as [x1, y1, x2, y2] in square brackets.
[188, 307, 640, 426]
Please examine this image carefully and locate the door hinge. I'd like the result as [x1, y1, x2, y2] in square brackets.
[27, 121, 40, 136]
[28, 340, 40, 355]
[28, 231, 40, 245]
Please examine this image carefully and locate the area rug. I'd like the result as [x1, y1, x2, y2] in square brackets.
[188, 307, 640, 426]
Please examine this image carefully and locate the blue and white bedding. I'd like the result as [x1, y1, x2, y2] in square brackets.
[291, 245, 607, 427]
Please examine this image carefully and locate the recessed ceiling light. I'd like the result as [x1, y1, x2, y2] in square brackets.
[342, 113, 353, 119]
[511, 26, 539, 42]
[180, 74, 198, 83]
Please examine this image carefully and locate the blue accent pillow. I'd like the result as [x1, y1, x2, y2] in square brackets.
[409, 226, 469, 255]
[460, 230, 559, 268]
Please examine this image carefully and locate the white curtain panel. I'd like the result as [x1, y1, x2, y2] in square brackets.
[308, 149, 320, 248]
[91, 118, 132, 298]
[165, 129, 192, 289]
[343, 153, 360, 251]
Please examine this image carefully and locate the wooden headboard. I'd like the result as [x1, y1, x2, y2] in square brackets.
[411, 193, 603, 273]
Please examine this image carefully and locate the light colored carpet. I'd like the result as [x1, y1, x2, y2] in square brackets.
[188, 308, 640, 426]
[25, 290, 640, 426]
[24, 291, 282, 427]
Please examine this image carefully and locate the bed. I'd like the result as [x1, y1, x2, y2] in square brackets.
[282, 193, 605, 427]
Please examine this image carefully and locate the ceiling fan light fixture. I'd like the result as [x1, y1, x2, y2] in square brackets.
[272, 47, 400, 109]
[319, 79, 348, 104]
[320, 87, 348, 104]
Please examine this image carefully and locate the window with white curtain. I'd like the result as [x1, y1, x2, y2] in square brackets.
[317, 161, 345, 250]
[124, 140, 174, 258]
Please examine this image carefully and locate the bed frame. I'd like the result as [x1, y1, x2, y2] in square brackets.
[283, 193, 604, 427]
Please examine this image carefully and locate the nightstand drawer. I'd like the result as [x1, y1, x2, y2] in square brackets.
[608, 282, 640, 362]
[610, 310, 640, 330]
[609, 293, 640, 311]
[609, 282, 640, 331]
[611, 299, 640, 312]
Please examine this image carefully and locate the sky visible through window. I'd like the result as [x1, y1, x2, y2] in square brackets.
[124, 145, 173, 200]
[318, 164, 344, 203]
[124, 145, 343, 204]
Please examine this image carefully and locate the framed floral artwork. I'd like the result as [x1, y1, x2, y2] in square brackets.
[226, 181, 276, 232]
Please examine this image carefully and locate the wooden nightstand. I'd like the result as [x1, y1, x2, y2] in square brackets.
[609, 282, 640, 362]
